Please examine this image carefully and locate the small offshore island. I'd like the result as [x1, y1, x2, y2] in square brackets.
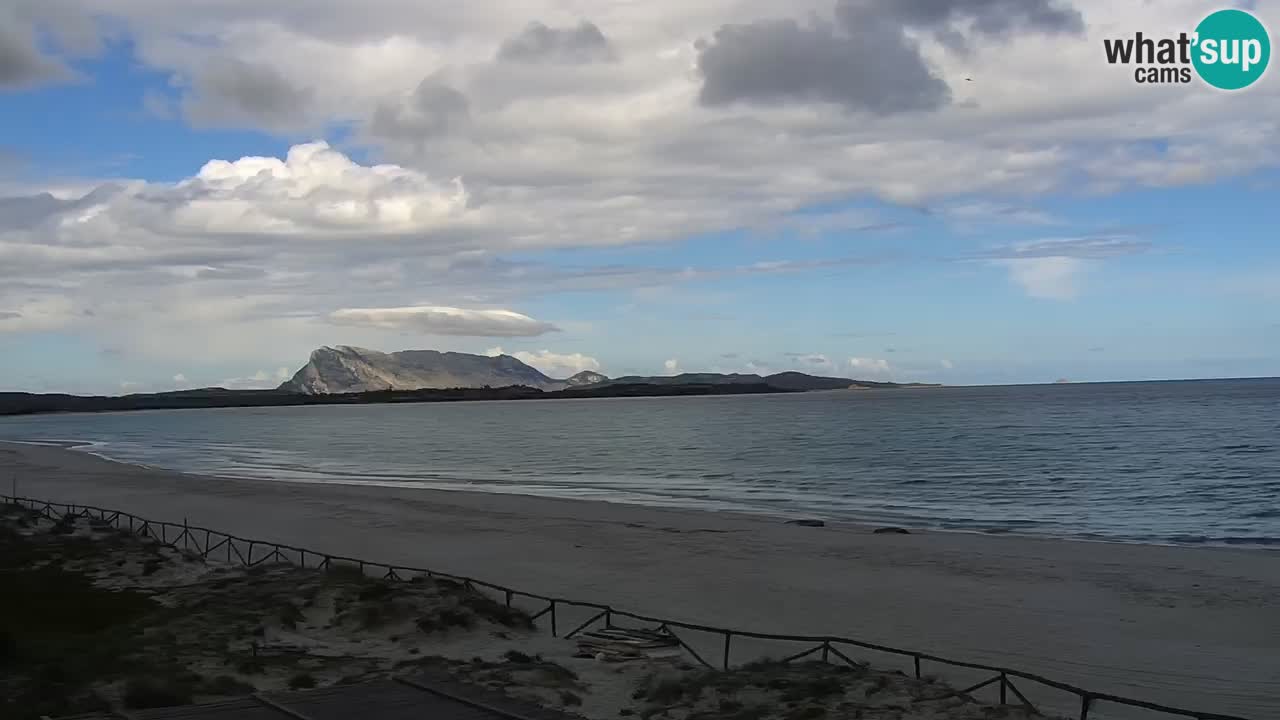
[0, 345, 937, 417]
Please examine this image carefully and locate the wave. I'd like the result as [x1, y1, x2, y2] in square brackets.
[7, 424, 1278, 550]
[1164, 534, 1280, 547]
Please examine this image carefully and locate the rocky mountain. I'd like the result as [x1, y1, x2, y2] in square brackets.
[278, 346, 569, 394]
[277, 345, 934, 396]
[565, 370, 609, 386]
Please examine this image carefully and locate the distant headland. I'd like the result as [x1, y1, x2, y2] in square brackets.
[0, 345, 937, 417]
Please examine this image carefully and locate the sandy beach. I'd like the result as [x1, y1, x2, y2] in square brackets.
[2, 440, 1276, 719]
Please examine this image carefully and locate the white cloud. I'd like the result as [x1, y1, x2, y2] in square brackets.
[788, 352, 834, 371]
[999, 256, 1083, 300]
[977, 235, 1148, 301]
[940, 359, 954, 370]
[663, 358, 680, 374]
[848, 356, 893, 378]
[169, 142, 469, 236]
[218, 367, 292, 390]
[484, 347, 602, 377]
[172, 373, 188, 383]
[330, 306, 557, 337]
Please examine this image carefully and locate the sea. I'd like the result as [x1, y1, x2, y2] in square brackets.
[2, 378, 1277, 547]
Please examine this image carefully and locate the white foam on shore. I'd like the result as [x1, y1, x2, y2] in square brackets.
[15, 437, 1276, 550]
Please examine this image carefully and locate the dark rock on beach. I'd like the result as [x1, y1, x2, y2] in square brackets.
[873, 527, 910, 535]
[786, 519, 826, 527]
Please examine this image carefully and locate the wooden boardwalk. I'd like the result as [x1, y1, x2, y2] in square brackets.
[61, 673, 579, 720]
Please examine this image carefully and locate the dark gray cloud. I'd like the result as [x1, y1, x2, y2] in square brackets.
[497, 21, 616, 64]
[0, 311, 21, 320]
[14, 1, 102, 55]
[0, 193, 70, 229]
[696, 0, 1084, 113]
[696, 14, 950, 113]
[182, 58, 315, 130]
[0, 186, 126, 231]
[0, 21, 73, 89]
[862, 0, 1084, 37]
[370, 77, 471, 143]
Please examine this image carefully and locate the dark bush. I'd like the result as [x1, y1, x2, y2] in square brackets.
[123, 677, 193, 709]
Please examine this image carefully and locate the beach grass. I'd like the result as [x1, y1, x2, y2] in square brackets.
[0, 500, 1067, 720]
[0, 502, 544, 719]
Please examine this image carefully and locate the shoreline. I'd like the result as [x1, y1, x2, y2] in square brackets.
[1, 441, 1278, 718]
[6, 438, 1276, 552]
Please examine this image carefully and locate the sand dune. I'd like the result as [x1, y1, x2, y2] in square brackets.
[2, 441, 1276, 719]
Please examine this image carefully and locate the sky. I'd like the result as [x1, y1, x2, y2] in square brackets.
[1, 0, 1277, 393]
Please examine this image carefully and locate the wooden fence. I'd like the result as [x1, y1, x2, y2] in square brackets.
[2, 494, 1255, 720]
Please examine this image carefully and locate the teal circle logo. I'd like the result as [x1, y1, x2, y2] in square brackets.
[1192, 9, 1270, 90]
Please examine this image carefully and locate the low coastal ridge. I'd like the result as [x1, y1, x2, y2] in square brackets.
[0, 345, 937, 417]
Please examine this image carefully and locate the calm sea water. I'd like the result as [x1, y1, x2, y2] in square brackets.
[2, 379, 1278, 546]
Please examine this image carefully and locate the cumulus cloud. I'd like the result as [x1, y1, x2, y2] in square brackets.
[981, 235, 1150, 300]
[848, 356, 893, 377]
[172, 373, 188, 384]
[330, 306, 558, 337]
[663, 358, 680, 374]
[168, 142, 470, 236]
[181, 57, 315, 131]
[369, 77, 471, 145]
[999, 256, 1083, 300]
[496, 21, 616, 64]
[484, 346, 601, 377]
[940, 359, 954, 369]
[695, 14, 950, 114]
[695, 0, 1083, 114]
[19, 2, 1264, 257]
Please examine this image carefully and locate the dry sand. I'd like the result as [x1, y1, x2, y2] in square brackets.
[2, 441, 1276, 719]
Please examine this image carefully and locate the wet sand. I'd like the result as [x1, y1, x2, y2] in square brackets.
[2, 441, 1276, 719]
